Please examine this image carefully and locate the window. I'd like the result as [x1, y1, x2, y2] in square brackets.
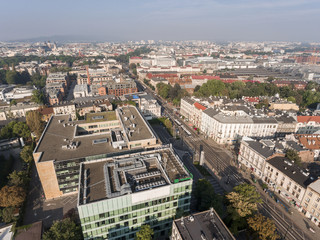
[317, 197, 320, 203]
[306, 198, 310, 203]
[309, 192, 313, 197]
[133, 219, 137, 224]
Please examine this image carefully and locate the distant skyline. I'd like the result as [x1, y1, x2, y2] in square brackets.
[1, 0, 320, 42]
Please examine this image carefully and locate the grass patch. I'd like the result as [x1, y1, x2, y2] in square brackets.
[194, 162, 211, 176]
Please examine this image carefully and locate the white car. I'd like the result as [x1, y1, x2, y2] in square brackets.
[309, 227, 315, 233]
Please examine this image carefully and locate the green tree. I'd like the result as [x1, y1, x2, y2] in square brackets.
[157, 83, 171, 99]
[31, 73, 46, 88]
[26, 110, 44, 138]
[194, 85, 201, 92]
[194, 179, 224, 214]
[0, 121, 16, 139]
[43, 218, 82, 240]
[0, 185, 26, 207]
[226, 184, 261, 218]
[135, 224, 154, 240]
[285, 149, 301, 166]
[31, 89, 45, 105]
[10, 99, 17, 106]
[12, 122, 31, 139]
[247, 214, 280, 240]
[20, 70, 31, 84]
[196, 80, 226, 97]
[0, 207, 15, 223]
[287, 96, 296, 103]
[20, 145, 34, 163]
[5, 71, 19, 84]
[8, 170, 29, 187]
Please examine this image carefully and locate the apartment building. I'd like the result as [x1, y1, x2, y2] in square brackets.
[201, 107, 278, 144]
[263, 156, 313, 208]
[301, 179, 320, 227]
[238, 138, 276, 178]
[77, 146, 192, 240]
[46, 72, 69, 88]
[33, 105, 160, 199]
[296, 116, 320, 134]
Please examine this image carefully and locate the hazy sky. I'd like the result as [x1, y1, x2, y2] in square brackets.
[0, 0, 319, 42]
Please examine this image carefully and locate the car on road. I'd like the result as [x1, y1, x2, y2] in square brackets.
[309, 227, 315, 233]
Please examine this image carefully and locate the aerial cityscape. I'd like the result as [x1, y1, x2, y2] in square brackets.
[0, 1, 320, 240]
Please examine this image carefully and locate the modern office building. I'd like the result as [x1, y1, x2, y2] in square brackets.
[33, 105, 160, 199]
[171, 208, 235, 240]
[77, 146, 193, 240]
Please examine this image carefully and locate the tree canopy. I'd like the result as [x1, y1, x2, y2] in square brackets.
[194, 179, 223, 214]
[135, 224, 154, 240]
[247, 214, 280, 240]
[31, 90, 45, 105]
[43, 218, 82, 240]
[20, 145, 34, 163]
[26, 110, 44, 138]
[193, 79, 320, 108]
[0, 185, 26, 207]
[226, 184, 262, 218]
[285, 149, 302, 166]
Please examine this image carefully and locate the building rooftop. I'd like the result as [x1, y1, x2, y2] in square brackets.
[267, 156, 314, 188]
[34, 106, 157, 163]
[308, 179, 320, 194]
[246, 140, 274, 158]
[84, 111, 117, 123]
[174, 209, 235, 240]
[118, 105, 155, 142]
[78, 147, 192, 205]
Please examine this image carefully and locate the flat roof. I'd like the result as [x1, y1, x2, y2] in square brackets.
[35, 106, 157, 163]
[35, 115, 122, 162]
[174, 209, 235, 240]
[118, 105, 155, 142]
[78, 147, 191, 205]
[84, 111, 117, 123]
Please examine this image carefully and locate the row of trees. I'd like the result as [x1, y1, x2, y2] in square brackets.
[156, 83, 189, 106]
[0, 110, 44, 140]
[0, 70, 31, 85]
[225, 184, 279, 239]
[110, 47, 152, 63]
[194, 79, 320, 108]
[0, 69, 47, 88]
[0, 55, 79, 69]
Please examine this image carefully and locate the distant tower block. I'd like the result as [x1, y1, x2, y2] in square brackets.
[200, 151, 205, 166]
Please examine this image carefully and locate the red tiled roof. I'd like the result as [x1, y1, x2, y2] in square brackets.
[191, 75, 220, 80]
[130, 56, 142, 59]
[194, 102, 207, 111]
[243, 97, 260, 103]
[297, 135, 320, 150]
[297, 116, 320, 123]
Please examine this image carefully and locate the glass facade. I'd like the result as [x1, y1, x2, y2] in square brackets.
[55, 158, 82, 193]
[78, 183, 192, 240]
